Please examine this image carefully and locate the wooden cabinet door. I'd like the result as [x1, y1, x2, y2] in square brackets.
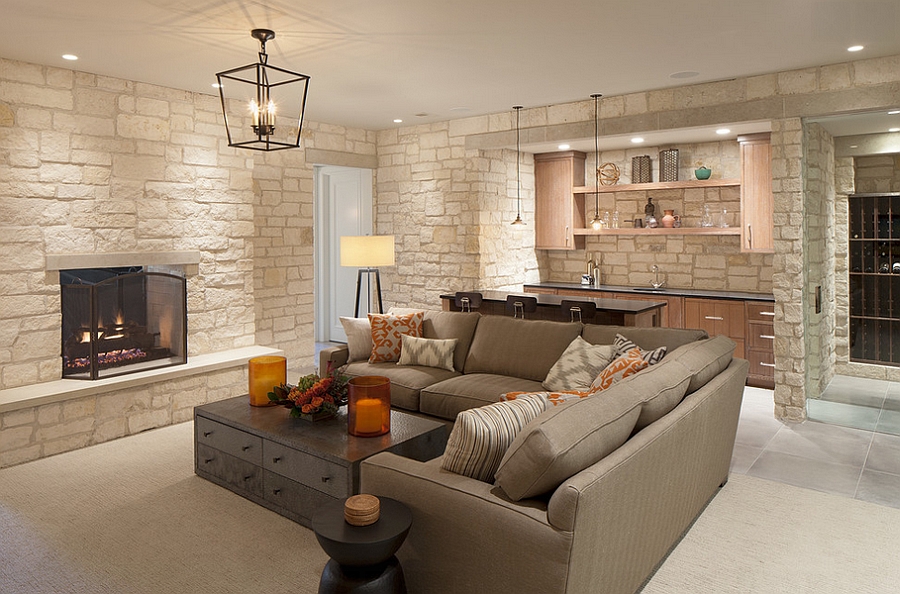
[739, 133, 774, 253]
[534, 151, 585, 250]
[683, 298, 745, 358]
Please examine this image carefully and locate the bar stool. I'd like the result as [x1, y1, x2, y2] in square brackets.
[560, 300, 597, 323]
[454, 291, 483, 313]
[505, 295, 538, 319]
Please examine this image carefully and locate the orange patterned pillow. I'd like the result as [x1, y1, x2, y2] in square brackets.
[501, 390, 590, 407]
[589, 347, 649, 392]
[368, 312, 424, 363]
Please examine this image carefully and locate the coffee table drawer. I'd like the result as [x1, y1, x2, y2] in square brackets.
[263, 470, 339, 525]
[196, 417, 263, 465]
[263, 441, 349, 498]
[196, 443, 264, 497]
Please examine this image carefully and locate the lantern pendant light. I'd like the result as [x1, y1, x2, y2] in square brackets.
[511, 105, 526, 226]
[590, 93, 604, 230]
[216, 29, 310, 151]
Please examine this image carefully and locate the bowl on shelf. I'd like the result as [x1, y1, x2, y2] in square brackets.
[694, 167, 712, 180]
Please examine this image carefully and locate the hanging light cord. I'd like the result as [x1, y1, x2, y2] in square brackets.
[512, 105, 524, 225]
[591, 94, 603, 226]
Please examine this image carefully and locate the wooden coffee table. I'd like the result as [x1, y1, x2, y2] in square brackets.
[194, 396, 447, 527]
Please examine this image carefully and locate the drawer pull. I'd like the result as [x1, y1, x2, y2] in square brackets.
[760, 362, 776, 368]
[272, 457, 281, 463]
[321, 476, 330, 483]
[759, 311, 775, 317]
[704, 316, 724, 321]
[759, 334, 775, 340]
[203, 431, 213, 437]
[272, 488, 281, 496]
[204, 457, 214, 464]
[243, 475, 252, 482]
[242, 445, 251, 452]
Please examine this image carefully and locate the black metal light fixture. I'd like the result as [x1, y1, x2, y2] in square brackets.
[511, 105, 526, 226]
[216, 29, 310, 151]
[590, 93, 604, 230]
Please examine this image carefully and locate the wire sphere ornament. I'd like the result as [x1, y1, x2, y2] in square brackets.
[597, 162, 620, 186]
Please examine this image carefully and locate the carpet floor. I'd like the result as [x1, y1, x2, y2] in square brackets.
[2, 421, 900, 593]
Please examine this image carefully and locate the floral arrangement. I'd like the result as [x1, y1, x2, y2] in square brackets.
[268, 363, 349, 419]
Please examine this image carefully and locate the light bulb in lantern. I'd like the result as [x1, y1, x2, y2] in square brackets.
[267, 100, 276, 128]
[250, 100, 260, 127]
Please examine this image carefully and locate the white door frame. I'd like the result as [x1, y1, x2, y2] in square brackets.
[314, 165, 374, 343]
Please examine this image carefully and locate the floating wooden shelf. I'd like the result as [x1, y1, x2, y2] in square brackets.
[573, 227, 740, 237]
[574, 179, 741, 194]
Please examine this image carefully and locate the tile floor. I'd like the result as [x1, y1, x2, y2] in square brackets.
[733, 376, 900, 509]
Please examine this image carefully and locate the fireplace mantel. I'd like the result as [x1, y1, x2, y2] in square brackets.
[46, 251, 201, 271]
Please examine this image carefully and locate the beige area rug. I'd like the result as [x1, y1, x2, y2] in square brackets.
[3, 422, 900, 594]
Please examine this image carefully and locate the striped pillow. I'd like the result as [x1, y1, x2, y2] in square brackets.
[614, 333, 667, 364]
[440, 394, 548, 482]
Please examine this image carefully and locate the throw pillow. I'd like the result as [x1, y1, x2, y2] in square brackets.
[613, 333, 667, 364]
[542, 336, 616, 391]
[590, 347, 649, 392]
[368, 312, 424, 363]
[440, 394, 549, 483]
[397, 334, 458, 371]
[340, 317, 372, 362]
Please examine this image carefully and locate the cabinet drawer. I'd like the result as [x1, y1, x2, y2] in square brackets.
[196, 417, 262, 465]
[196, 443, 263, 497]
[748, 321, 775, 349]
[263, 470, 339, 525]
[748, 349, 775, 378]
[746, 301, 776, 322]
[263, 441, 349, 499]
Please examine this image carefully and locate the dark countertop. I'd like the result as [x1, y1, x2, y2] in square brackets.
[524, 282, 774, 302]
[440, 290, 666, 313]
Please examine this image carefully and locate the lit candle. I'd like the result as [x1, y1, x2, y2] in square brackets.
[354, 398, 383, 434]
[267, 100, 276, 128]
[250, 100, 260, 128]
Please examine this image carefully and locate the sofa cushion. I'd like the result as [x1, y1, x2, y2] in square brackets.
[608, 357, 693, 430]
[440, 394, 549, 483]
[389, 309, 481, 372]
[340, 317, 373, 362]
[463, 316, 582, 381]
[495, 387, 642, 501]
[398, 334, 458, 372]
[666, 335, 736, 393]
[542, 336, 616, 392]
[420, 374, 545, 420]
[581, 324, 708, 351]
[368, 312, 424, 363]
[344, 360, 459, 411]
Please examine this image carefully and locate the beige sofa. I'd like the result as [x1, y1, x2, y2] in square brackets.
[321, 312, 749, 594]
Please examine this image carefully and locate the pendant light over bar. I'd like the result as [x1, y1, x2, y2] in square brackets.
[590, 93, 604, 230]
[216, 29, 310, 151]
[511, 105, 526, 226]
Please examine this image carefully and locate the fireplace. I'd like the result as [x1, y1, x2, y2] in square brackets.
[60, 267, 187, 380]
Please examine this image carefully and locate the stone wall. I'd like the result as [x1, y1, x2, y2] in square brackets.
[855, 154, 900, 193]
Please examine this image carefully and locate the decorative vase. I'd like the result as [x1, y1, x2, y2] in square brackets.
[695, 167, 712, 180]
[248, 355, 285, 406]
[348, 376, 391, 436]
[662, 210, 676, 228]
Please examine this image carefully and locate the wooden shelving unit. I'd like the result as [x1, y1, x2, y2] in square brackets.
[573, 227, 740, 237]
[573, 178, 741, 194]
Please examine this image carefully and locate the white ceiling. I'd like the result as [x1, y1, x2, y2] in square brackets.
[1, 0, 900, 135]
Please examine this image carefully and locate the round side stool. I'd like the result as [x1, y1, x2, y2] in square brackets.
[312, 496, 412, 594]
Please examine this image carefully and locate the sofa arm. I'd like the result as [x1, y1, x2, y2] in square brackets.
[318, 344, 349, 375]
[360, 453, 574, 594]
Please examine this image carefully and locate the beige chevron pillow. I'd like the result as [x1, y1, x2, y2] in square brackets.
[397, 334, 458, 371]
[543, 336, 616, 391]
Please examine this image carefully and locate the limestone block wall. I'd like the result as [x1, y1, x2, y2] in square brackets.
[833, 157, 855, 372]
[855, 154, 900, 193]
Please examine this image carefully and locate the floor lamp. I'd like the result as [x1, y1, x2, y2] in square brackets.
[340, 235, 396, 317]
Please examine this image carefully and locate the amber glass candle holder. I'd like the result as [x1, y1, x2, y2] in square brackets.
[248, 355, 286, 407]
[348, 376, 391, 437]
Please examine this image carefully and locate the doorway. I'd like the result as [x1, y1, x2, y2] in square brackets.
[314, 165, 374, 343]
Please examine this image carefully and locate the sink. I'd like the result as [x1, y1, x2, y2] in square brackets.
[632, 287, 667, 293]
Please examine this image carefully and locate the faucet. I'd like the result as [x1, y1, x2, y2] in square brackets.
[650, 265, 666, 289]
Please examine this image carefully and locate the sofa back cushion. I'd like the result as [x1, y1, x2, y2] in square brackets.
[665, 334, 736, 393]
[389, 309, 481, 372]
[581, 324, 708, 351]
[494, 388, 642, 501]
[463, 316, 583, 381]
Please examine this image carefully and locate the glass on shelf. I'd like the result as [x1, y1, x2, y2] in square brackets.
[699, 204, 713, 227]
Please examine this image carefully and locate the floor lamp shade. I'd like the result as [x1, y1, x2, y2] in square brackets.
[340, 236, 396, 316]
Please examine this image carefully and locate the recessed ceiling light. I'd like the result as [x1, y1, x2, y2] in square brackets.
[889, 110, 900, 115]
[850, 145, 859, 149]
[558, 144, 570, 150]
[393, 119, 403, 123]
[670, 71, 700, 79]
[62, 54, 78, 61]
[211, 83, 222, 89]
[889, 128, 900, 133]
[847, 45, 864, 52]
[631, 137, 644, 144]
[716, 128, 731, 135]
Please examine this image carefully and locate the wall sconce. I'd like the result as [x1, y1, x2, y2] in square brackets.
[216, 29, 310, 151]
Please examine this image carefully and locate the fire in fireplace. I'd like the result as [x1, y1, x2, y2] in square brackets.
[60, 267, 187, 380]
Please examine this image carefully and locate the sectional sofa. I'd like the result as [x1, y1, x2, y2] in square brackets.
[319, 310, 749, 594]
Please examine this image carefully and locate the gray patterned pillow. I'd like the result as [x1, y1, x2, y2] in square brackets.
[543, 336, 616, 391]
[614, 333, 667, 364]
[441, 394, 549, 482]
[397, 334, 458, 371]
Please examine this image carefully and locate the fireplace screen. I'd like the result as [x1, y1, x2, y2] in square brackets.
[60, 268, 187, 380]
